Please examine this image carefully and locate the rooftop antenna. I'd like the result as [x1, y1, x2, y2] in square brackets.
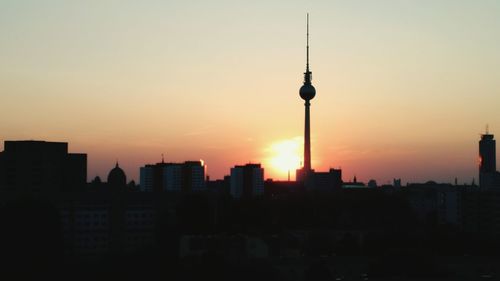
[161, 153, 165, 163]
[486, 124, 489, 134]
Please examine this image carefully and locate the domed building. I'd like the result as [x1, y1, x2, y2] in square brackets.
[107, 162, 126, 190]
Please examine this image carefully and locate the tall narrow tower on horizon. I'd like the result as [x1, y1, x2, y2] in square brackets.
[298, 13, 316, 178]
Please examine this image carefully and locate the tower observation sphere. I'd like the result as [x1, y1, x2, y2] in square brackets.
[300, 84, 316, 101]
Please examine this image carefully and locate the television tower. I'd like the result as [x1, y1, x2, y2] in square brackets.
[299, 13, 316, 175]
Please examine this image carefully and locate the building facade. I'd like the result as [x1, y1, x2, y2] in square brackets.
[230, 164, 264, 199]
[140, 161, 206, 192]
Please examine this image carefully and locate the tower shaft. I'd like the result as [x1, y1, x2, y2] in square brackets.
[304, 100, 311, 172]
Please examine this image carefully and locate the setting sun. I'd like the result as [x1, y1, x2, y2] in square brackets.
[266, 138, 302, 180]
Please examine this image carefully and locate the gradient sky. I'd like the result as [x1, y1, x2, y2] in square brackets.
[1, 0, 500, 184]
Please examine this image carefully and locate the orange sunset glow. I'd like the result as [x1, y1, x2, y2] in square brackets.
[266, 138, 302, 180]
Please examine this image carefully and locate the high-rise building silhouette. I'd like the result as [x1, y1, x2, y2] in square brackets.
[230, 163, 264, 199]
[0, 140, 86, 193]
[479, 132, 496, 174]
[297, 14, 316, 182]
[479, 129, 500, 188]
[139, 160, 206, 192]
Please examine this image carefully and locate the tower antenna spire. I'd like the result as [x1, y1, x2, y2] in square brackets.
[303, 13, 312, 85]
[306, 13, 309, 73]
[486, 124, 489, 134]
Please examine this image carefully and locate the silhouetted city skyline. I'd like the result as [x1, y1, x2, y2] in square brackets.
[0, 128, 496, 189]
